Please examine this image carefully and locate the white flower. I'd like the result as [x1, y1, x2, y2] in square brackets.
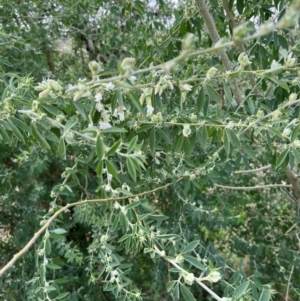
[282, 128, 291, 137]
[271, 60, 282, 69]
[99, 122, 111, 130]
[285, 52, 296, 68]
[207, 271, 221, 283]
[289, 93, 298, 102]
[146, 104, 154, 115]
[102, 110, 111, 122]
[104, 184, 112, 191]
[181, 84, 193, 92]
[206, 67, 218, 80]
[129, 75, 137, 83]
[95, 93, 103, 102]
[182, 124, 191, 137]
[114, 202, 120, 209]
[96, 102, 104, 112]
[113, 106, 126, 121]
[238, 52, 251, 68]
[183, 272, 194, 285]
[105, 82, 115, 91]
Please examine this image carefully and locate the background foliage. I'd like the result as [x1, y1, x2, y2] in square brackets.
[1, 0, 300, 300]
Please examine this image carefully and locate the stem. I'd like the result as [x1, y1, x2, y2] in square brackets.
[234, 164, 271, 174]
[194, 0, 242, 104]
[215, 183, 291, 190]
[221, 0, 259, 95]
[0, 181, 180, 277]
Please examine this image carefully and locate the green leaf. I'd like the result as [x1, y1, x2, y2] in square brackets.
[233, 281, 250, 299]
[292, 149, 300, 163]
[181, 240, 199, 254]
[223, 130, 230, 155]
[7, 117, 26, 143]
[45, 239, 51, 256]
[41, 104, 61, 115]
[237, 0, 244, 14]
[51, 228, 67, 235]
[203, 96, 210, 117]
[175, 135, 184, 151]
[46, 264, 62, 270]
[101, 127, 127, 133]
[291, 125, 299, 142]
[30, 123, 51, 150]
[223, 82, 233, 103]
[96, 160, 103, 176]
[64, 118, 78, 133]
[276, 149, 289, 168]
[137, 124, 153, 132]
[198, 126, 207, 147]
[277, 35, 288, 49]
[206, 85, 222, 104]
[106, 139, 122, 157]
[126, 157, 136, 181]
[268, 127, 285, 140]
[157, 128, 171, 144]
[0, 121, 11, 144]
[117, 89, 124, 106]
[105, 160, 119, 178]
[55, 292, 70, 299]
[58, 138, 66, 160]
[268, 77, 289, 92]
[129, 91, 146, 116]
[183, 137, 191, 156]
[173, 284, 180, 299]
[150, 128, 156, 152]
[9, 117, 31, 133]
[180, 284, 196, 301]
[258, 289, 271, 301]
[241, 143, 256, 160]
[54, 278, 69, 284]
[96, 135, 105, 161]
[227, 129, 240, 149]
[128, 135, 138, 153]
[183, 255, 206, 270]
[73, 102, 87, 120]
[166, 281, 176, 292]
[196, 87, 205, 114]
[126, 199, 141, 210]
[0, 58, 13, 67]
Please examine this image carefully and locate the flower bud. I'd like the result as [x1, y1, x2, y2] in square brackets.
[88, 61, 103, 76]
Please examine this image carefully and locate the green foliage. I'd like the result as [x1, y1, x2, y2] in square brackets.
[1, 0, 300, 300]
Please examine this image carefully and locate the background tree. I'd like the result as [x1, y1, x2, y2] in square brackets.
[1, 0, 300, 300]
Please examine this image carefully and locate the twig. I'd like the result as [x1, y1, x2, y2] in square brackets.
[0, 181, 176, 277]
[286, 167, 300, 201]
[153, 245, 223, 301]
[233, 164, 271, 174]
[221, 0, 259, 95]
[194, 0, 242, 104]
[215, 183, 291, 190]
[285, 265, 294, 301]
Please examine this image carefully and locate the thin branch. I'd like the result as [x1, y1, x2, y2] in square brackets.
[194, 278, 223, 301]
[285, 265, 294, 301]
[281, 188, 300, 204]
[221, 0, 259, 95]
[0, 181, 176, 277]
[233, 164, 271, 174]
[286, 167, 300, 201]
[153, 245, 223, 301]
[194, 0, 242, 103]
[215, 183, 291, 190]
